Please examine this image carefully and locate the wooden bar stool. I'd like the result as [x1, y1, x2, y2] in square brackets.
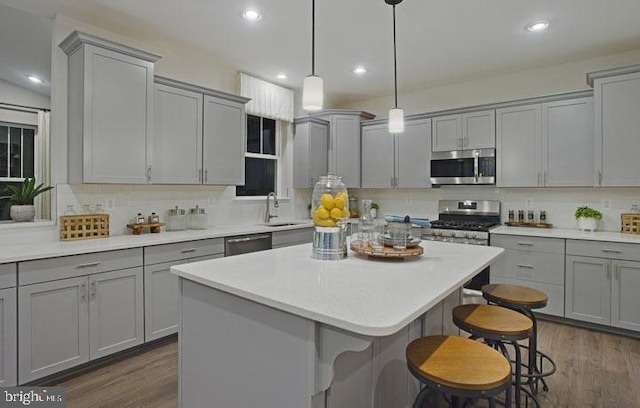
[481, 284, 557, 396]
[452, 304, 536, 408]
[406, 335, 512, 408]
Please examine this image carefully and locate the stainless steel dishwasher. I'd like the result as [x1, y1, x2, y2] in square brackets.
[224, 233, 272, 256]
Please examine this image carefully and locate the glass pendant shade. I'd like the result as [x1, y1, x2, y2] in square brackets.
[303, 75, 323, 111]
[388, 108, 404, 133]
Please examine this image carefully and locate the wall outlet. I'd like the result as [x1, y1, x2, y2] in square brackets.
[525, 198, 533, 208]
[104, 197, 116, 210]
[602, 198, 612, 209]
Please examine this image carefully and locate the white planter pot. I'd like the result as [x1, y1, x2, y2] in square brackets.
[10, 205, 36, 222]
[577, 217, 597, 232]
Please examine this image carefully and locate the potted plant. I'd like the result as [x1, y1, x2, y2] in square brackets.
[370, 202, 379, 219]
[575, 206, 602, 232]
[0, 178, 54, 222]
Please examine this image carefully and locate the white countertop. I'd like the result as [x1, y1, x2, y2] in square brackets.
[490, 226, 640, 243]
[172, 241, 504, 337]
[0, 221, 313, 263]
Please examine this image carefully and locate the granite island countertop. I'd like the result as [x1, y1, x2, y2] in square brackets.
[172, 241, 504, 337]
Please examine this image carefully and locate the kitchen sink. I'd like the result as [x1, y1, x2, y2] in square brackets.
[262, 221, 307, 227]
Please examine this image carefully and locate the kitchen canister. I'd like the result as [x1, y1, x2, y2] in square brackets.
[310, 174, 349, 260]
[188, 205, 207, 230]
[166, 206, 186, 231]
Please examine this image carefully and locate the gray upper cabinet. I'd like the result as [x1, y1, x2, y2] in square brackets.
[588, 67, 640, 186]
[153, 77, 249, 186]
[293, 117, 329, 188]
[432, 110, 495, 152]
[60, 31, 160, 184]
[496, 104, 541, 187]
[361, 119, 431, 189]
[541, 97, 594, 187]
[497, 97, 593, 188]
[313, 110, 375, 188]
[153, 83, 203, 184]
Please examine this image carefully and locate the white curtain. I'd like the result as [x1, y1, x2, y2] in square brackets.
[239, 73, 294, 122]
[37, 110, 51, 219]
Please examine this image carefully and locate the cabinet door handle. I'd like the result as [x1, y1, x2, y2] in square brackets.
[517, 264, 534, 269]
[81, 282, 87, 301]
[199, 169, 203, 182]
[516, 242, 534, 246]
[76, 262, 101, 269]
[180, 248, 198, 253]
[90, 281, 97, 300]
[310, 177, 314, 187]
[390, 177, 394, 188]
[614, 265, 620, 281]
[537, 172, 541, 186]
[598, 171, 602, 186]
[146, 165, 152, 181]
[544, 171, 547, 185]
[602, 249, 622, 254]
[606, 264, 611, 279]
[204, 169, 208, 183]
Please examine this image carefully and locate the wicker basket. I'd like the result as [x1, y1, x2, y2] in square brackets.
[60, 214, 110, 241]
[621, 213, 640, 235]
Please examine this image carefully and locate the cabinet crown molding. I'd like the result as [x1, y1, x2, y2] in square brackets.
[311, 109, 376, 120]
[294, 116, 330, 125]
[155, 75, 250, 104]
[59, 30, 162, 62]
[586, 64, 640, 87]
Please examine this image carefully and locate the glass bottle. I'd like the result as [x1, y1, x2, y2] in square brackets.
[508, 210, 515, 222]
[629, 204, 640, 214]
[358, 199, 375, 247]
[188, 205, 207, 229]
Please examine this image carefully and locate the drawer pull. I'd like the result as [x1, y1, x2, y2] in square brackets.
[516, 242, 534, 246]
[517, 264, 534, 269]
[81, 283, 87, 301]
[180, 248, 198, 253]
[601, 249, 622, 254]
[76, 262, 101, 269]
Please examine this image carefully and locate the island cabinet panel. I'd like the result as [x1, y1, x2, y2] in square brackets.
[272, 228, 314, 249]
[293, 117, 329, 188]
[202, 95, 246, 185]
[593, 71, 640, 186]
[0, 263, 16, 289]
[63, 37, 157, 184]
[490, 235, 565, 317]
[0, 287, 17, 387]
[152, 83, 203, 184]
[566, 240, 640, 331]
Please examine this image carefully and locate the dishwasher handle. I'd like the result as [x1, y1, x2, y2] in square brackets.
[225, 234, 273, 256]
[226, 234, 271, 244]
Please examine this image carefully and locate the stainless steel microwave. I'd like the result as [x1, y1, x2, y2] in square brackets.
[430, 149, 496, 185]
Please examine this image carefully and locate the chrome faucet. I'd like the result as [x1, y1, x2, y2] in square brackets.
[265, 192, 279, 223]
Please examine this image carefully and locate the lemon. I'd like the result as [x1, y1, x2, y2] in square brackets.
[320, 193, 335, 210]
[330, 207, 343, 220]
[319, 218, 335, 227]
[335, 191, 347, 202]
[312, 213, 322, 225]
[314, 206, 330, 220]
[334, 196, 345, 210]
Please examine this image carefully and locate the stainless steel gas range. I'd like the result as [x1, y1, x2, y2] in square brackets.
[422, 200, 501, 290]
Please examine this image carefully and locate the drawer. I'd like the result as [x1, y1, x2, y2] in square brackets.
[19, 248, 143, 286]
[566, 240, 640, 262]
[489, 276, 564, 317]
[144, 238, 224, 265]
[492, 250, 564, 285]
[272, 228, 314, 248]
[491, 235, 564, 254]
[0, 263, 17, 289]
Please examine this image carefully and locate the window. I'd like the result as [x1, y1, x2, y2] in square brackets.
[236, 114, 278, 197]
[0, 123, 37, 220]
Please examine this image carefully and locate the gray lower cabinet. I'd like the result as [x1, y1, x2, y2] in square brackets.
[490, 235, 565, 317]
[18, 249, 144, 383]
[143, 239, 225, 341]
[565, 240, 640, 331]
[0, 286, 17, 387]
[272, 228, 314, 249]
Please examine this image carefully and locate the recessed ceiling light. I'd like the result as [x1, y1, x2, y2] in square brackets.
[242, 9, 261, 21]
[352, 66, 367, 75]
[276, 73, 288, 80]
[526, 20, 550, 32]
[27, 75, 43, 84]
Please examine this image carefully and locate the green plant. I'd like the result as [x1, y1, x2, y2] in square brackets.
[370, 202, 380, 210]
[307, 203, 312, 210]
[574, 206, 602, 220]
[0, 178, 54, 205]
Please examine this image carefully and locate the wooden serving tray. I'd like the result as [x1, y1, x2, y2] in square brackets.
[505, 221, 553, 229]
[127, 223, 165, 235]
[350, 240, 423, 259]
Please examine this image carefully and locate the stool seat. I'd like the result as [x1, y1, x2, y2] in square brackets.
[482, 284, 548, 309]
[406, 335, 511, 392]
[452, 304, 533, 337]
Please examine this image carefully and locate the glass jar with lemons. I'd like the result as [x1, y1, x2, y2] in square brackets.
[310, 174, 349, 260]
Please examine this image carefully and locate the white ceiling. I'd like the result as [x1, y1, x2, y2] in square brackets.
[2, 0, 640, 106]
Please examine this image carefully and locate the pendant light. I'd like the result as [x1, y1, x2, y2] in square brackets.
[386, 0, 404, 133]
[302, 0, 323, 111]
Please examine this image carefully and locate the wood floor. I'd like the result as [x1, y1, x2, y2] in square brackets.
[54, 321, 640, 408]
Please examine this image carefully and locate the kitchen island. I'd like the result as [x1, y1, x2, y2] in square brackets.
[172, 241, 504, 408]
